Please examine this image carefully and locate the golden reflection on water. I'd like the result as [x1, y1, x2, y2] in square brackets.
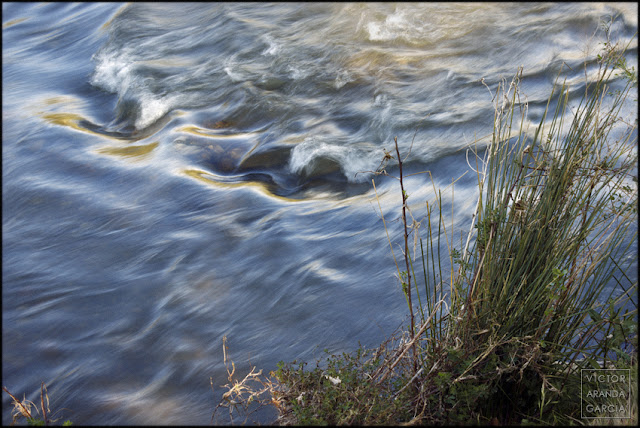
[37, 93, 105, 138]
[39, 109, 172, 142]
[42, 96, 79, 106]
[183, 167, 371, 206]
[99, 2, 131, 32]
[183, 168, 297, 203]
[177, 125, 263, 170]
[42, 112, 90, 130]
[40, 111, 129, 141]
[98, 141, 159, 159]
[2, 17, 29, 29]
[177, 125, 258, 140]
[40, 111, 115, 140]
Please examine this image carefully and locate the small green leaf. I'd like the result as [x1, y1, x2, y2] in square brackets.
[608, 300, 617, 319]
[588, 308, 602, 323]
[622, 318, 637, 334]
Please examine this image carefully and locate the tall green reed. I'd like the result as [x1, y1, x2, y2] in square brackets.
[455, 61, 636, 363]
[376, 35, 637, 422]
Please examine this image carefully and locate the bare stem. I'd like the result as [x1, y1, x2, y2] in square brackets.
[394, 137, 416, 372]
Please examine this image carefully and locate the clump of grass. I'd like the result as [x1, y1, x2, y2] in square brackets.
[3, 383, 72, 426]
[269, 25, 637, 425]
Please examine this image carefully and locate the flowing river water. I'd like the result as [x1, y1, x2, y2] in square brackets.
[2, 3, 637, 425]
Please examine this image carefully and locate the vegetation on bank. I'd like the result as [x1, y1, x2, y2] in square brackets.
[212, 22, 638, 426]
[3, 384, 72, 426]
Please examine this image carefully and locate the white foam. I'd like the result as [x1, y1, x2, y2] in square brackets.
[366, 9, 410, 42]
[261, 34, 280, 56]
[223, 61, 245, 82]
[373, 93, 387, 107]
[334, 70, 354, 89]
[91, 48, 178, 130]
[363, 7, 438, 45]
[287, 65, 309, 80]
[289, 137, 377, 183]
[134, 93, 174, 130]
[90, 49, 135, 95]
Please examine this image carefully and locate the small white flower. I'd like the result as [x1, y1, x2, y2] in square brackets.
[325, 375, 341, 385]
[606, 334, 613, 340]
